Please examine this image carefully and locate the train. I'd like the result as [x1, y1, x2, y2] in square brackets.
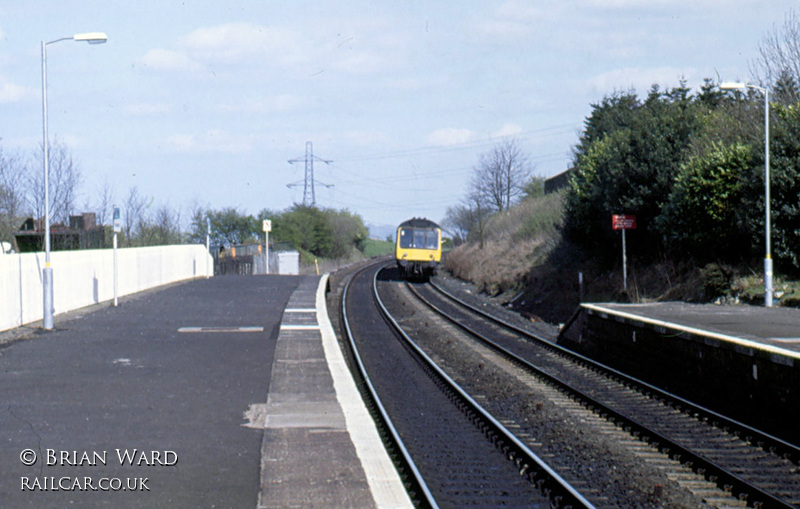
[395, 218, 442, 278]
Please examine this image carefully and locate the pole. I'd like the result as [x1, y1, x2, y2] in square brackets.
[265, 230, 269, 274]
[113, 231, 118, 306]
[622, 229, 627, 292]
[206, 217, 211, 278]
[41, 40, 54, 330]
[763, 88, 773, 307]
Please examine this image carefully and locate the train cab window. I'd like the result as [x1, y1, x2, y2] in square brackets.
[414, 229, 426, 249]
[400, 227, 439, 249]
[424, 230, 439, 249]
[399, 229, 414, 248]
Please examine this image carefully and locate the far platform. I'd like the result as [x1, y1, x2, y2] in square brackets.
[581, 301, 800, 358]
[558, 300, 800, 441]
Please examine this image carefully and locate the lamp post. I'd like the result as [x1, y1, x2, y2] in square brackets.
[41, 32, 107, 330]
[720, 81, 772, 307]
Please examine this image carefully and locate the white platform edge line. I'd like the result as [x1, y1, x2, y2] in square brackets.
[582, 303, 800, 361]
[316, 274, 413, 509]
[279, 324, 320, 331]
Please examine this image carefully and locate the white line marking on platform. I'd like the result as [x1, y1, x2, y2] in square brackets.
[279, 324, 320, 331]
[284, 308, 316, 313]
[770, 337, 800, 343]
[178, 326, 264, 333]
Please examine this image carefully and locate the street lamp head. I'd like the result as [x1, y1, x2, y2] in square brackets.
[720, 81, 746, 90]
[73, 32, 108, 44]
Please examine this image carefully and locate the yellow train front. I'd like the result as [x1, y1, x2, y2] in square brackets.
[395, 218, 442, 278]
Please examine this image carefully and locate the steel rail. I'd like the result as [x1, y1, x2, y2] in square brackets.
[377, 271, 596, 509]
[341, 262, 438, 508]
[430, 279, 800, 465]
[414, 281, 797, 509]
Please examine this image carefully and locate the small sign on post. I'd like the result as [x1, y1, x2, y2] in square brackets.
[611, 214, 636, 292]
[113, 207, 120, 306]
[262, 219, 272, 274]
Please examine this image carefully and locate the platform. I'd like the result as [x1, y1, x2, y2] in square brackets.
[255, 275, 411, 509]
[581, 301, 800, 360]
[559, 301, 800, 441]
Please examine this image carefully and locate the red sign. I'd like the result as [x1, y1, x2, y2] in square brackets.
[612, 214, 636, 230]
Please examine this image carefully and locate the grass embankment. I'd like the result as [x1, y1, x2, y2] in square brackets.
[296, 238, 394, 275]
[444, 192, 800, 325]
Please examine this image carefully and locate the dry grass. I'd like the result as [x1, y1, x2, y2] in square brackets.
[444, 192, 564, 297]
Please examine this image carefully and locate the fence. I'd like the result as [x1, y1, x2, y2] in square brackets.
[0, 244, 213, 333]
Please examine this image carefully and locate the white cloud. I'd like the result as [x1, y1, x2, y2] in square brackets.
[587, 67, 695, 95]
[0, 77, 31, 103]
[476, 0, 550, 37]
[165, 130, 252, 154]
[427, 128, 476, 146]
[140, 20, 405, 78]
[217, 94, 306, 114]
[139, 49, 201, 72]
[178, 22, 308, 66]
[123, 102, 171, 116]
[492, 123, 524, 138]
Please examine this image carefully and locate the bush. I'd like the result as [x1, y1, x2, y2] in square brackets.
[699, 263, 734, 300]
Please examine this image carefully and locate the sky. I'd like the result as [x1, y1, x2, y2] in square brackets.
[0, 1, 797, 234]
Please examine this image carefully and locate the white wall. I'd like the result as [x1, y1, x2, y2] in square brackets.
[0, 245, 213, 333]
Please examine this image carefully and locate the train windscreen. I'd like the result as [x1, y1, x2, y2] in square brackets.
[399, 228, 438, 249]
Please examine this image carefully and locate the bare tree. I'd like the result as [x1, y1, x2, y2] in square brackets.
[752, 9, 800, 103]
[0, 144, 28, 246]
[470, 138, 531, 213]
[92, 177, 115, 226]
[123, 186, 148, 246]
[137, 203, 181, 246]
[27, 138, 82, 225]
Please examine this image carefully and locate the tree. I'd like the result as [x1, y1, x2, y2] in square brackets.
[124, 186, 148, 247]
[470, 138, 531, 213]
[657, 143, 753, 258]
[210, 207, 258, 247]
[442, 204, 472, 245]
[752, 9, 800, 104]
[136, 203, 182, 246]
[0, 145, 27, 246]
[565, 84, 704, 259]
[522, 175, 545, 199]
[326, 208, 367, 258]
[27, 138, 82, 225]
[91, 178, 115, 226]
[761, 102, 800, 272]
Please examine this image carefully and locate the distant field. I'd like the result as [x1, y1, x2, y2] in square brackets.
[361, 238, 395, 258]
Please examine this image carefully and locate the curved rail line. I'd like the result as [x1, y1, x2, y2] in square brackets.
[412, 279, 800, 509]
[340, 261, 594, 508]
[373, 267, 594, 509]
[340, 262, 438, 508]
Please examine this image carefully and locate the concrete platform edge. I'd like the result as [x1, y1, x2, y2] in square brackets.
[316, 274, 413, 508]
[581, 303, 800, 361]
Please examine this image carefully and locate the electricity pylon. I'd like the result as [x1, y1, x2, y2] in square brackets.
[287, 141, 332, 206]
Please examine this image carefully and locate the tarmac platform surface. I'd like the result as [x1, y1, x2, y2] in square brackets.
[0, 274, 410, 509]
[582, 301, 800, 359]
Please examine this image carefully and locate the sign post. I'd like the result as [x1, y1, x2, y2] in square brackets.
[206, 217, 211, 278]
[262, 219, 272, 275]
[611, 214, 636, 292]
[113, 206, 121, 306]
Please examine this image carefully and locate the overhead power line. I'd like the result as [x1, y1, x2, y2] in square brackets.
[337, 123, 578, 163]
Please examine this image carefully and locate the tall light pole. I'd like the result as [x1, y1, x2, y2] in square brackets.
[720, 81, 773, 307]
[41, 32, 107, 330]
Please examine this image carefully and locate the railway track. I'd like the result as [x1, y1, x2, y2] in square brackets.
[338, 261, 593, 508]
[395, 275, 800, 508]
